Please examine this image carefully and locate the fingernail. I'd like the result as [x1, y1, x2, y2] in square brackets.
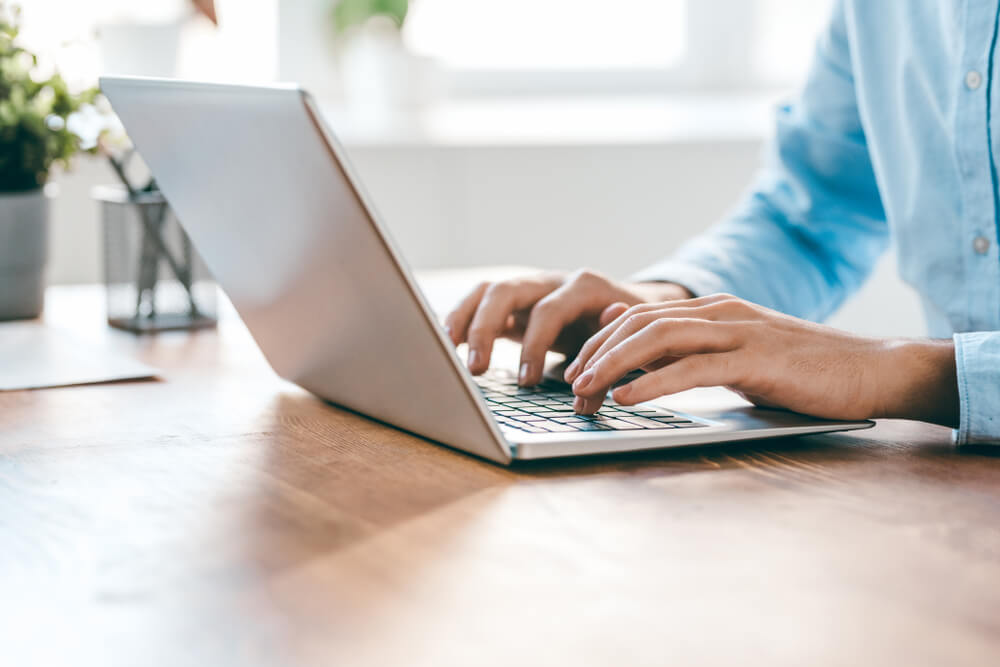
[564, 359, 580, 382]
[573, 370, 594, 393]
[468, 349, 481, 370]
[443, 325, 453, 342]
[573, 396, 585, 413]
[518, 361, 533, 386]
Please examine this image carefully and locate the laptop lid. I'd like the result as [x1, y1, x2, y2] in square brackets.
[100, 77, 512, 464]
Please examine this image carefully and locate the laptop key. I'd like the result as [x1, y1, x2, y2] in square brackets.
[619, 416, 673, 429]
[596, 411, 634, 420]
[595, 419, 645, 430]
[542, 423, 578, 433]
[573, 422, 613, 431]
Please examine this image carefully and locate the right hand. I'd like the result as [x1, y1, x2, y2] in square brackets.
[443, 269, 692, 386]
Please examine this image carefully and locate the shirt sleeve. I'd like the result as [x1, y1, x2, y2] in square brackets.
[633, 0, 889, 322]
[953, 332, 1000, 445]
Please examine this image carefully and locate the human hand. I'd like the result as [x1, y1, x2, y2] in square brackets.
[565, 293, 959, 427]
[443, 269, 692, 386]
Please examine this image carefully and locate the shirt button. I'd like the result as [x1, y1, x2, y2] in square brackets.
[966, 70, 983, 90]
[973, 236, 990, 254]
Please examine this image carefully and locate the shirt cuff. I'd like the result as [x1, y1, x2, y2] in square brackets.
[630, 260, 736, 298]
[953, 331, 1000, 446]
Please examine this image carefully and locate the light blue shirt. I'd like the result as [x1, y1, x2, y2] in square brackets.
[636, 0, 1000, 444]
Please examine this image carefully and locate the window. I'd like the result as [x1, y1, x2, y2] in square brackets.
[14, 0, 277, 89]
[403, 0, 833, 95]
[753, 0, 834, 84]
[15, 0, 834, 100]
[406, 0, 686, 70]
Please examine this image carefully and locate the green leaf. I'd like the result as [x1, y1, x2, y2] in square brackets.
[331, 0, 408, 35]
[0, 2, 105, 191]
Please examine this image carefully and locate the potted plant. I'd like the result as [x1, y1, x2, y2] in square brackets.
[332, 0, 408, 33]
[0, 4, 99, 319]
[332, 0, 439, 109]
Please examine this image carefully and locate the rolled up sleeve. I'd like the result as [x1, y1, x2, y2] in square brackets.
[633, 0, 888, 322]
[953, 332, 1000, 445]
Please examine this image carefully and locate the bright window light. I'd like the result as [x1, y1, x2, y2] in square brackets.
[13, 0, 276, 87]
[405, 0, 687, 70]
[752, 0, 833, 83]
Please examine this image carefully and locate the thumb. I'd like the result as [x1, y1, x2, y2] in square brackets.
[599, 302, 629, 327]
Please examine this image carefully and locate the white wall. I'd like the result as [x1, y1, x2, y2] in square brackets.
[47, 138, 924, 337]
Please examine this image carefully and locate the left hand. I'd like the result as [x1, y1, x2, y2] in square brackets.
[564, 293, 959, 427]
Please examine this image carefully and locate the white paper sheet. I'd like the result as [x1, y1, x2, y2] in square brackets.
[0, 321, 158, 391]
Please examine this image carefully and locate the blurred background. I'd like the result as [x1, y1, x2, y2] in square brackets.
[18, 0, 923, 335]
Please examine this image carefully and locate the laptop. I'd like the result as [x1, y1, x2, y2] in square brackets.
[100, 77, 874, 464]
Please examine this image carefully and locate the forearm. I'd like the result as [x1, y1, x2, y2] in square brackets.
[875, 339, 959, 428]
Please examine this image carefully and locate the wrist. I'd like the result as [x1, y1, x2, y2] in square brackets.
[875, 338, 959, 427]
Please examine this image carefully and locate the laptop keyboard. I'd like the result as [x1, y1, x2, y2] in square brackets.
[474, 369, 707, 434]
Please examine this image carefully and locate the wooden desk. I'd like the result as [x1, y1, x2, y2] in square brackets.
[3, 276, 999, 667]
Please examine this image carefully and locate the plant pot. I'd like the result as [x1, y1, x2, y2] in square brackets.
[0, 187, 50, 320]
[339, 23, 443, 112]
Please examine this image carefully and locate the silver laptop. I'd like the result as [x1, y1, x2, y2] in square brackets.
[100, 77, 873, 464]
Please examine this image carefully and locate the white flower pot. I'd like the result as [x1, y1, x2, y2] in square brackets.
[340, 24, 442, 112]
[0, 187, 50, 320]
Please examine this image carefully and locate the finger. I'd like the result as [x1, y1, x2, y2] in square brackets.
[572, 300, 734, 382]
[611, 352, 743, 405]
[565, 302, 666, 382]
[517, 282, 606, 386]
[466, 281, 553, 374]
[580, 307, 677, 375]
[572, 395, 605, 415]
[676, 292, 741, 307]
[443, 282, 489, 345]
[573, 320, 739, 399]
[599, 302, 629, 327]
[563, 293, 738, 383]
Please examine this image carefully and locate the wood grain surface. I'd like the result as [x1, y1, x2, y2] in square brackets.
[1, 276, 999, 667]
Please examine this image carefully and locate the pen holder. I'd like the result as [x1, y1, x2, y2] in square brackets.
[95, 185, 217, 333]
